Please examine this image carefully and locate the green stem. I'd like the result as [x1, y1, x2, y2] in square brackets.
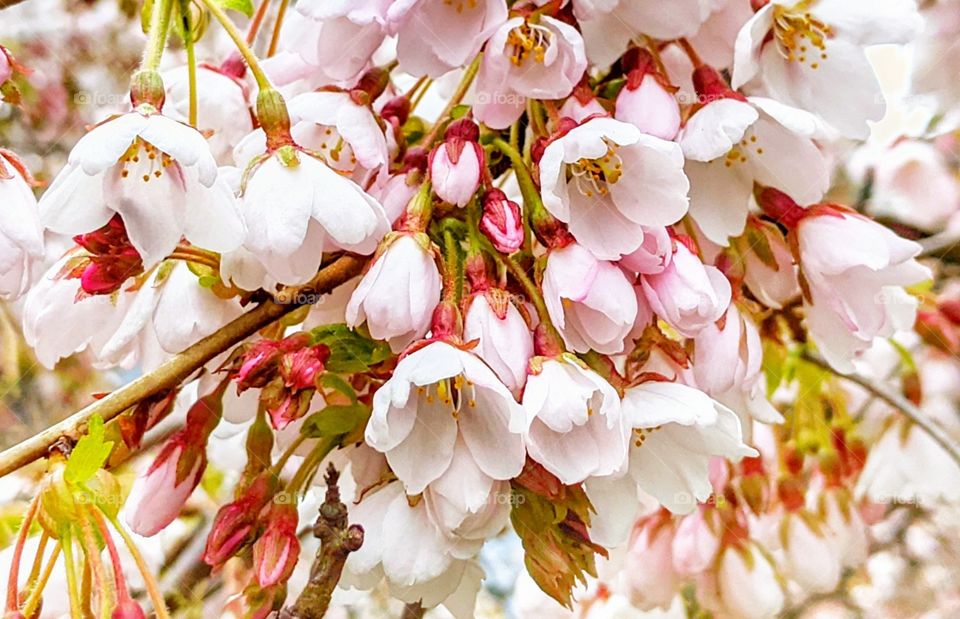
[179, 0, 198, 126]
[141, 0, 175, 71]
[267, 0, 290, 57]
[106, 515, 171, 619]
[442, 227, 464, 306]
[60, 529, 83, 619]
[420, 55, 481, 147]
[77, 513, 113, 619]
[286, 437, 337, 495]
[491, 138, 543, 219]
[197, 0, 273, 90]
[21, 544, 60, 618]
[272, 432, 307, 475]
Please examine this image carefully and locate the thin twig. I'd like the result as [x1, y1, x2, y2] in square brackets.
[802, 351, 960, 469]
[0, 255, 366, 478]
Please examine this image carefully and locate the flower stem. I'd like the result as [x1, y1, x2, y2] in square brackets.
[77, 512, 113, 619]
[266, 0, 290, 57]
[286, 436, 337, 495]
[141, 0, 175, 71]
[5, 493, 38, 612]
[21, 544, 60, 618]
[197, 0, 273, 90]
[246, 0, 271, 45]
[420, 55, 481, 147]
[179, 0, 199, 126]
[106, 514, 171, 619]
[60, 529, 83, 619]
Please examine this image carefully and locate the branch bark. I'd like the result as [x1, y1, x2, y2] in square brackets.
[803, 351, 960, 470]
[0, 255, 366, 479]
[0, 0, 28, 9]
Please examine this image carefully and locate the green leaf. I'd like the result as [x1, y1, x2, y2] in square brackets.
[216, 0, 253, 17]
[319, 374, 358, 403]
[301, 404, 370, 438]
[65, 415, 115, 486]
[310, 324, 392, 373]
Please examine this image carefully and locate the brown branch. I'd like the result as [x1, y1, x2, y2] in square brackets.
[0, 255, 366, 479]
[0, 0, 28, 9]
[281, 464, 363, 619]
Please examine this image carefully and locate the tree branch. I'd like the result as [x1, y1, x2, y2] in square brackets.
[0, 0, 28, 9]
[0, 255, 366, 479]
[802, 351, 960, 470]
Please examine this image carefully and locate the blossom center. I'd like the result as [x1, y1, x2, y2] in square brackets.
[772, 3, 833, 69]
[722, 128, 764, 168]
[568, 140, 623, 198]
[418, 375, 477, 419]
[442, 0, 477, 13]
[118, 139, 173, 183]
[507, 22, 552, 66]
[633, 426, 662, 448]
[307, 125, 359, 174]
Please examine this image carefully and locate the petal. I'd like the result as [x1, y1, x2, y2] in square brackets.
[69, 112, 149, 175]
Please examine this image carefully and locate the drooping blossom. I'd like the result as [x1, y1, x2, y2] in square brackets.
[346, 233, 442, 352]
[39, 107, 245, 267]
[0, 149, 44, 299]
[463, 288, 533, 395]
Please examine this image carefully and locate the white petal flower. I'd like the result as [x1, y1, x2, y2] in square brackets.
[539, 117, 690, 260]
[39, 110, 245, 267]
[366, 341, 526, 495]
[0, 151, 43, 299]
[521, 355, 628, 485]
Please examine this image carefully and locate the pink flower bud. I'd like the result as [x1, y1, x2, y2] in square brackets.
[234, 333, 312, 391]
[640, 242, 731, 337]
[252, 502, 300, 587]
[616, 68, 681, 140]
[204, 474, 277, 567]
[479, 189, 523, 254]
[429, 119, 483, 207]
[111, 598, 147, 619]
[125, 442, 204, 537]
[125, 384, 225, 536]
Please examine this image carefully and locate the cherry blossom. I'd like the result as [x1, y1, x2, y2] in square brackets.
[539, 117, 690, 259]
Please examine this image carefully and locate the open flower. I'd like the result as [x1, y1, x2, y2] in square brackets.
[620, 381, 756, 514]
[732, 0, 922, 138]
[282, 0, 390, 86]
[680, 66, 829, 244]
[542, 243, 638, 354]
[0, 149, 43, 299]
[794, 202, 930, 372]
[39, 108, 245, 267]
[287, 90, 389, 181]
[573, 0, 711, 66]
[474, 15, 587, 129]
[521, 355, 628, 485]
[346, 233, 442, 352]
[365, 341, 526, 495]
[539, 117, 689, 259]
[236, 139, 390, 285]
